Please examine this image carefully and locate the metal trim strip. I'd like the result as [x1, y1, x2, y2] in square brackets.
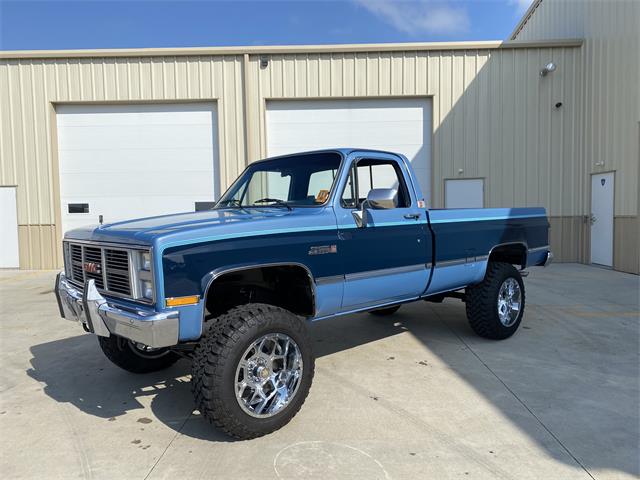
[345, 263, 426, 282]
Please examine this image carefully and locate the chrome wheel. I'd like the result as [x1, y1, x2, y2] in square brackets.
[127, 340, 171, 359]
[235, 333, 303, 418]
[497, 277, 521, 327]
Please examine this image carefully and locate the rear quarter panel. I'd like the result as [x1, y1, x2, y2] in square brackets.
[425, 207, 549, 295]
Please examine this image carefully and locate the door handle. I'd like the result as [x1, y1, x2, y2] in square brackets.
[404, 213, 420, 220]
[590, 213, 596, 225]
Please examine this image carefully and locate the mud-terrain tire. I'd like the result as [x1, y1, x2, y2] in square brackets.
[191, 303, 314, 440]
[98, 335, 180, 373]
[465, 262, 525, 340]
[369, 305, 401, 316]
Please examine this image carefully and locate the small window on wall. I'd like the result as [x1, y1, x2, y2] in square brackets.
[341, 159, 410, 209]
[444, 179, 484, 209]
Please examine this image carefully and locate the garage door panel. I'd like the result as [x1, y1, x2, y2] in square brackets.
[267, 99, 428, 122]
[63, 196, 208, 231]
[58, 124, 215, 150]
[268, 122, 425, 147]
[56, 104, 215, 126]
[61, 171, 214, 197]
[266, 99, 431, 201]
[58, 148, 214, 173]
[57, 103, 218, 235]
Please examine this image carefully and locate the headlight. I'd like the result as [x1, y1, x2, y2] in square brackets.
[141, 251, 151, 271]
[134, 250, 154, 301]
[140, 280, 153, 300]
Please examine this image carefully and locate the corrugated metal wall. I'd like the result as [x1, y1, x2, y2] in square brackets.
[0, 56, 245, 268]
[0, 43, 584, 269]
[246, 46, 584, 215]
[513, 0, 639, 273]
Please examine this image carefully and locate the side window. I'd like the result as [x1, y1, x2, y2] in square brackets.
[341, 159, 410, 209]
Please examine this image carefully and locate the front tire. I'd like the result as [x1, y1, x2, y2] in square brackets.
[98, 335, 180, 373]
[465, 262, 525, 339]
[191, 303, 314, 440]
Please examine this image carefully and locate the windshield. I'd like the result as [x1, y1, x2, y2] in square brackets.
[216, 152, 342, 208]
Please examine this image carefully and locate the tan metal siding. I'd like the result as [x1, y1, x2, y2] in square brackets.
[0, 41, 586, 270]
[514, 0, 640, 217]
[248, 47, 583, 215]
[0, 56, 245, 269]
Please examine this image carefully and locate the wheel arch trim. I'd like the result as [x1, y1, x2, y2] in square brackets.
[487, 241, 529, 269]
[201, 261, 317, 317]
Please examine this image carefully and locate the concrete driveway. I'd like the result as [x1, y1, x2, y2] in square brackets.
[1, 264, 638, 479]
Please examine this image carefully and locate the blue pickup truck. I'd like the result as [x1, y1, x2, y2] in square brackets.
[55, 148, 552, 439]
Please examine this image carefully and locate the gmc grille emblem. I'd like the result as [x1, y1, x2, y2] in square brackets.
[83, 262, 101, 274]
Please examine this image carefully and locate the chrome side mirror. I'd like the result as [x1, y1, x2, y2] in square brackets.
[367, 188, 398, 210]
[351, 188, 398, 228]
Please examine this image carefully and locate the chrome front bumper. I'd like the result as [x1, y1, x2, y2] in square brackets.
[54, 272, 179, 348]
[543, 251, 554, 267]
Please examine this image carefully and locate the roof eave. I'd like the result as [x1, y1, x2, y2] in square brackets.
[0, 38, 582, 60]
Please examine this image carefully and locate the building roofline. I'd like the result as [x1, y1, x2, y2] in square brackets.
[0, 38, 582, 60]
[510, 0, 544, 40]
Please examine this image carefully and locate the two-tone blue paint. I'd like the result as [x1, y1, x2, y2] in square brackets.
[63, 148, 551, 343]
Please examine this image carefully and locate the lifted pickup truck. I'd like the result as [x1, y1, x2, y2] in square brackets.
[55, 148, 552, 439]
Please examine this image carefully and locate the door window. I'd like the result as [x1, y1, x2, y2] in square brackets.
[341, 159, 410, 208]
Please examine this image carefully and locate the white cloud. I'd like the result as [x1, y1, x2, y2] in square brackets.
[353, 0, 470, 36]
[509, 0, 534, 14]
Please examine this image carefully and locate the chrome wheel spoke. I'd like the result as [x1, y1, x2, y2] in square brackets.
[497, 277, 522, 327]
[235, 333, 303, 418]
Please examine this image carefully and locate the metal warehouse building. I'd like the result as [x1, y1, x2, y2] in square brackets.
[0, 0, 638, 274]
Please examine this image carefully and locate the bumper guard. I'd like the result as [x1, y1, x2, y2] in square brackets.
[55, 272, 179, 348]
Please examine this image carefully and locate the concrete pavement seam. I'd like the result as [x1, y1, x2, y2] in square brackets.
[142, 411, 193, 480]
[434, 311, 597, 480]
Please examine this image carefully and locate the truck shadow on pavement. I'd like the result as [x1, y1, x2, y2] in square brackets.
[26, 308, 419, 443]
[27, 291, 640, 476]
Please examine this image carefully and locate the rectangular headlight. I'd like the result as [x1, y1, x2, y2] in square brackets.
[140, 280, 153, 300]
[141, 251, 151, 271]
[133, 250, 154, 301]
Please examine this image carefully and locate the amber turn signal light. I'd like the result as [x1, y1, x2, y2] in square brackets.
[165, 295, 200, 307]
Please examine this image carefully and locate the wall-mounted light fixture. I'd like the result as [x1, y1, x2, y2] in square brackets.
[540, 62, 557, 77]
[260, 55, 269, 68]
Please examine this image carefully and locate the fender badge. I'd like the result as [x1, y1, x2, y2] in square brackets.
[308, 245, 337, 256]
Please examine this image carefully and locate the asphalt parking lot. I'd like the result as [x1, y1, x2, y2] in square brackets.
[1, 264, 638, 479]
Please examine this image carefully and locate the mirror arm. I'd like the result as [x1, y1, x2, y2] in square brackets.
[352, 200, 369, 228]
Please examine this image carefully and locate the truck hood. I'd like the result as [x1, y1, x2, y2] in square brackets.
[63, 207, 335, 248]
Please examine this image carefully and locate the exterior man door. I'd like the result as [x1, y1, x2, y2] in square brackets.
[590, 172, 614, 267]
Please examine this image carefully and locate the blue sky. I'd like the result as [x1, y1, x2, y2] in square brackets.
[0, 0, 532, 51]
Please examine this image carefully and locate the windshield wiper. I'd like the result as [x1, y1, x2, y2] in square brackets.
[215, 198, 243, 209]
[252, 198, 293, 211]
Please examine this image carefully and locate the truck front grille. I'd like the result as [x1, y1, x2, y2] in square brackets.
[65, 242, 135, 299]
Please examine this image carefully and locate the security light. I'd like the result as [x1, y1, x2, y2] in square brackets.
[540, 62, 557, 77]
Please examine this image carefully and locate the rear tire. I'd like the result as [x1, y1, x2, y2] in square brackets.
[369, 305, 401, 316]
[466, 262, 525, 340]
[98, 335, 180, 373]
[191, 303, 314, 440]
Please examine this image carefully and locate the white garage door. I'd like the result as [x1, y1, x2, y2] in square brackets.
[56, 103, 218, 234]
[266, 98, 431, 201]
